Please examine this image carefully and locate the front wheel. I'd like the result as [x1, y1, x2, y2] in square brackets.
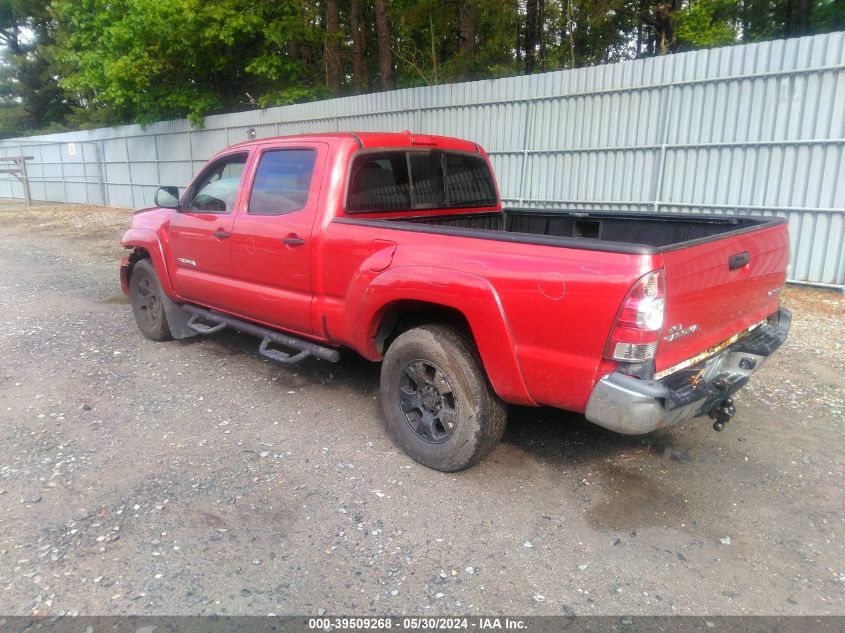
[129, 259, 173, 341]
[380, 324, 507, 472]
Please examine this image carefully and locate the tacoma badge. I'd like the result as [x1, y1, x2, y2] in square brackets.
[664, 323, 699, 342]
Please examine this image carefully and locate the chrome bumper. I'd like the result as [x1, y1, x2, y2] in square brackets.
[584, 309, 791, 435]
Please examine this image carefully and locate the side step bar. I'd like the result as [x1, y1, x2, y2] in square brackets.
[183, 305, 340, 365]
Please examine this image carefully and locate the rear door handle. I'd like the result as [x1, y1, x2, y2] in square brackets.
[213, 230, 231, 239]
[282, 236, 305, 246]
[728, 251, 750, 270]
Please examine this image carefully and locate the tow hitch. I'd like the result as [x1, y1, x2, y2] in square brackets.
[709, 397, 736, 432]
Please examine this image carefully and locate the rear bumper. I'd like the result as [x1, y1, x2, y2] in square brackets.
[584, 309, 791, 435]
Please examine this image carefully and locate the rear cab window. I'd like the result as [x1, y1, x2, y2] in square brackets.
[346, 152, 411, 212]
[444, 153, 497, 207]
[346, 150, 496, 213]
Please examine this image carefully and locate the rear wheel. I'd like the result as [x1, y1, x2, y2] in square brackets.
[129, 259, 172, 341]
[380, 324, 507, 471]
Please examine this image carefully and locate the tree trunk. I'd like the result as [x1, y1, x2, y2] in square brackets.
[565, 0, 575, 68]
[350, 0, 368, 92]
[324, 0, 341, 93]
[374, 0, 394, 90]
[538, 0, 546, 70]
[573, 23, 588, 67]
[741, 0, 750, 42]
[654, 0, 683, 54]
[458, 0, 475, 56]
[525, 0, 538, 73]
[785, 0, 812, 37]
[637, 0, 645, 54]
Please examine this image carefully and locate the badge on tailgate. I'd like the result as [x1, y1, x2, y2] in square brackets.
[664, 323, 699, 342]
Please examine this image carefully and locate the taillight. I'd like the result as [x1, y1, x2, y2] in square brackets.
[604, 270, 665, 363]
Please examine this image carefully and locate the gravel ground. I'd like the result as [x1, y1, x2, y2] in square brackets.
[0, 200, 843, 616]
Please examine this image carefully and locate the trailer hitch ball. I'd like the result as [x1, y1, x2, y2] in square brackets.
[710, 397, 736, 432]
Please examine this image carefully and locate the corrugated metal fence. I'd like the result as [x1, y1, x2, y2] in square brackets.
[2, 33, 844, 288]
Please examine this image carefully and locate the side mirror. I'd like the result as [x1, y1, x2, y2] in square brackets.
[155, 186, 180, 209]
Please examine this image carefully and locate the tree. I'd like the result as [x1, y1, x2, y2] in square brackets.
[324, 0, 342, 92]
[350, 0, 369, 92]
[0, 0, 70, 136]
[784, 0, 813, 35]
[525, 0, 539, 73]
[459, 0, 476, 56]
[812, 0, 845, 33]
[675, 0, 740, 48]
[374, 0, 395, 89]
[2, 0, 843, 134]
[52, 0, 327, 125]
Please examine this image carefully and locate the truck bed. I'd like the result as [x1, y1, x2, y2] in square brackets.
[339, 207, 789, 377]
[391, 208, 782, 253]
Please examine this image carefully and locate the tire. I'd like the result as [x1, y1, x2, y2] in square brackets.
[129, 259, 173, 342]
[380, 324, 507, 472]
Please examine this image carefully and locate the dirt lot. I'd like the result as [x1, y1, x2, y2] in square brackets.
[0, 200, 843, 616]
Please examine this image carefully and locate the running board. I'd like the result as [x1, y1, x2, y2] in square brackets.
[183, 305, 340, 365]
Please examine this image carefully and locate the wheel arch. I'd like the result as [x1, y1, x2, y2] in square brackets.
[353, 269, 536, 406]
[373, 300, 473, 356]
[120, 227, 176, 299]
[121, 230, 195, 339]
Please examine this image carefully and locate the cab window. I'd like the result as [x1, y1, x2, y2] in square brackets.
[444, 153, 497, 207]
[346, 150, 496, 212]
[410, 153, 445, 207]
[346, 152, 411, 212]
[248, 149, 317, 215]
[187, 154, 247, 213]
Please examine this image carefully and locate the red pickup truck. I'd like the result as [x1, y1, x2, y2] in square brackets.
[120, 132, 790, 471]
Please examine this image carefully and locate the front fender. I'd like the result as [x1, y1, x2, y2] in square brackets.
[349, 266, 536, 406]
[120, 227, 177, 299]
[121, 227, 197, 339]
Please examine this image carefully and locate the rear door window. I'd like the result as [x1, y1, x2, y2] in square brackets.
[248, 149, 317, 215]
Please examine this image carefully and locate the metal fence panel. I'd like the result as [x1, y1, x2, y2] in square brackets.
[1, 32, 843, 288]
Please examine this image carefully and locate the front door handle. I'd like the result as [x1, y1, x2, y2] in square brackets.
[282, 235, 305, 247]
[213, 230, 231, 239]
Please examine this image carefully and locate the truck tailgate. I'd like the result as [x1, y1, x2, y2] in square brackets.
[655, 222, 788, 375]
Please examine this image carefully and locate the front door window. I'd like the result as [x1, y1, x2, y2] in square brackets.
[187, 156, 247, 213]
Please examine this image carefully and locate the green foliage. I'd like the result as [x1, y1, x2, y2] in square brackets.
[0, 0, 842, 134]
[0, 0, 70, 134]
[50, 0, 329, 126]
[812, 0, 845, 31]
[53, 0, 265, 125]
[675, 0, 740, 49]
[0, 101, 26, 138]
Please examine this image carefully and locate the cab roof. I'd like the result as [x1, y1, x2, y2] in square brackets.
[228, 131, 480, 153]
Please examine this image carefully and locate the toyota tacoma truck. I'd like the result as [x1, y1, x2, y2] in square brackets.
[120, 132, 790, 471]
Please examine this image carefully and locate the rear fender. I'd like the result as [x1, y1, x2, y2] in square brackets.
[351, 266, 535, 406]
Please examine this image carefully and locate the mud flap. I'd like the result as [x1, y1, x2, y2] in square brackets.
[160, 291, 197, 339]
